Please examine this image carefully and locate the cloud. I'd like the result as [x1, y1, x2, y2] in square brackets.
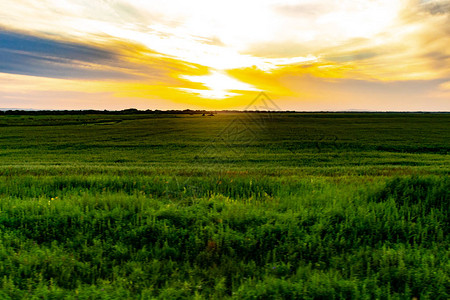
[419, 0, 450, 14]
[325, 51, 380, 63]
[179, 70, 260, 99]
[274, 3, 330, 18]
[0, 0, 448, 110]
[0, 30, 114, 62]
[0, 28, 212, 83]
[0, 29, 138, 79]
[439, 81, 450, 90]
[280, 75, 450, 111]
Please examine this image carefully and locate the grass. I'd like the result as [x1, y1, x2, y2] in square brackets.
[0, 112, 448, 299]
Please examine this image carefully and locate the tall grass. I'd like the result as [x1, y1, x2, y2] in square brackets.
[0, 113, 448, 298]
[0, 174, 448, 298]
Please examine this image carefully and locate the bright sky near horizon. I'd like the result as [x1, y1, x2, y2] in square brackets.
[0, 0, 449, 110]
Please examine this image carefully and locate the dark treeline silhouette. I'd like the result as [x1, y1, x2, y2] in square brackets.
[0, 109, 447, 116]
[0, 109, 202, 116]
[0, 108, 299, 116]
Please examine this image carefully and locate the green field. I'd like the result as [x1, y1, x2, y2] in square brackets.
[0, 112, 449, 299]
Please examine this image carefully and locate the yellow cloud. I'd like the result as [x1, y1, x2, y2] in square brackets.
[439, 81, 450, 90]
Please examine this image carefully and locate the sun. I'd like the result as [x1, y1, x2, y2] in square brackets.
[179, 71, 260, 99]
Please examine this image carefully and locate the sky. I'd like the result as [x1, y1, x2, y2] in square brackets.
[0, 0, 449, 111]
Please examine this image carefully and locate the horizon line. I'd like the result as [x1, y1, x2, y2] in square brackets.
[1, 108, 449, 114]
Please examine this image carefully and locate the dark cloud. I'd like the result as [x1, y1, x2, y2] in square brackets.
[0, 29, 141, 79]
[419, 0, 450, 14]
[0, 30, 114, 62]
[0, 48, 134, 79]
[0, 28, 210, 83]
[423, 51, 450, 61]
[325, 51, 379, 62]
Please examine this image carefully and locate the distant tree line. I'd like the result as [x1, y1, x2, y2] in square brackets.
[0, 109, 298, 116]
[0, 109, 446, 116]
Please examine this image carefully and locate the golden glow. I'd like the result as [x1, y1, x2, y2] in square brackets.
[179, 71, 260, 99]
[0, 0, 449, 110]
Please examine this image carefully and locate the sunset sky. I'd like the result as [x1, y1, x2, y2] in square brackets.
[0, 0, 449, 111]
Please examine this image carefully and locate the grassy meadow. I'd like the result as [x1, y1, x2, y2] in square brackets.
[0, 112, 448, 299]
